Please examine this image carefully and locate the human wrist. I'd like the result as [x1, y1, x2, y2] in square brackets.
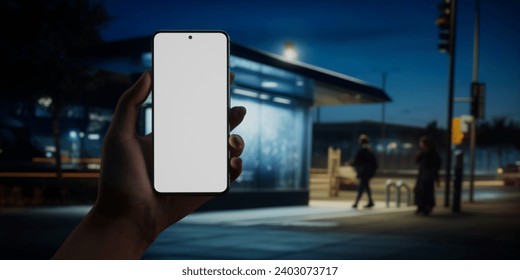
[53, 205, 156, 260]
[87, 205, 157, 258]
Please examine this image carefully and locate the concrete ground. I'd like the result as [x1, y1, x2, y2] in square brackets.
[0, 178, 519, 260]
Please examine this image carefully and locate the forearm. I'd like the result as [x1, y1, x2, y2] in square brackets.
[52, 207, 152, 260]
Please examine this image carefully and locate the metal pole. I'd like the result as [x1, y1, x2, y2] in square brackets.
[453, 150, 463, 213]
[469, 120, 476, 202]
[472, 0, 480, 81]
[444, 0, 457, 207]
[469, 0, 480, 203]
[381, 72, 387, 171]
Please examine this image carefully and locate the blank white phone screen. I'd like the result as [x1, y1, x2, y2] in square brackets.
[153, 32, 228, 193]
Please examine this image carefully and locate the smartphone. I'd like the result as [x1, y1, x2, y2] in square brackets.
[152, 31, 229, 194]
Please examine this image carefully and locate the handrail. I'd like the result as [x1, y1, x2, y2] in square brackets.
[386, 179, 412, 207]
[396, 180, 412, 207]
[385, 179, 396, 207]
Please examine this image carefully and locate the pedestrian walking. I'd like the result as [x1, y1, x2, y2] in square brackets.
[352, 134, 378, 208]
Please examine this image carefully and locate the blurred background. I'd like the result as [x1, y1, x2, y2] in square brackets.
[0, 0, 518, 208]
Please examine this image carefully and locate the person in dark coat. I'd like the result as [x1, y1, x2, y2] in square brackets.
[352, 134, 378, 208]
[414, 136, 441, 216]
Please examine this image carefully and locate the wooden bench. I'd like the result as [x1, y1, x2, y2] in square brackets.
[328, 147, 358, 197]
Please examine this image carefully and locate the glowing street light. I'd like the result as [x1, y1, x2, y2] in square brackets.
[283, 41, 297, 60]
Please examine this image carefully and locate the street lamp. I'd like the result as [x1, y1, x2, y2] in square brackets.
[284, 41, 298, 60]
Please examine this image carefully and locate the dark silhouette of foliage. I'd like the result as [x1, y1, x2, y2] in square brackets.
[477, 117, 520, 166]
[0, 0, 109, 181]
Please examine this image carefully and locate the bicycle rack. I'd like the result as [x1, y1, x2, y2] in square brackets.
[386, 179, 412, 207]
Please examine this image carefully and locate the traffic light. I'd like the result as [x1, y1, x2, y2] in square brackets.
[452, 117, 464, 145]
[471, 82, 485, 119]
[435, 0, 452, 53]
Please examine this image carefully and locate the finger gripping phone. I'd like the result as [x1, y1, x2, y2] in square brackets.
[152, 31, 229, 194]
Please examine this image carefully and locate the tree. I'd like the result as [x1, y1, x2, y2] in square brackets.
[491, 117, 507, 166]
[477, 117, 520, 167]
[506, 119, 520, 151]
[0, 0, 109, 183]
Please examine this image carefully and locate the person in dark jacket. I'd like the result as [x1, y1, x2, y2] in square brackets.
[352, 134, 378, 208]
[414, 136, 441, 216]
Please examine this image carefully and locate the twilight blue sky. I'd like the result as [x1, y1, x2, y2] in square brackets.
[98, 0, 520, 128]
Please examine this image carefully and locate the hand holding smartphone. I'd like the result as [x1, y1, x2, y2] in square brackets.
[153, 31, 229, 194]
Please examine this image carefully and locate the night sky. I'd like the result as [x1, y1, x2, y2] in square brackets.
[98, 0, 520, 128]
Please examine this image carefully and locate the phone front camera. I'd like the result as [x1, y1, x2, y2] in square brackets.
[189, 35, 192, 39]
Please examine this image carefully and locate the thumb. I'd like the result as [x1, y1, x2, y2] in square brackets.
[108, 71, 152, 139]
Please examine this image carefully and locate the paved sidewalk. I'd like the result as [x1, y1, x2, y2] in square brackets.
[143, 189, 520, 260]
[1, 184, 519, 260]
